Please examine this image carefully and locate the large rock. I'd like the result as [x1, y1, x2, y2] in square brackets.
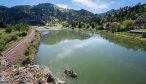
[0, 62, 66, 84]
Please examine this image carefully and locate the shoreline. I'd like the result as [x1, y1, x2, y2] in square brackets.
[0, 28, 66, 84]
[71, 27, 146, 42]
[95, 30, 146, 42]
[22, 30, 41, 65]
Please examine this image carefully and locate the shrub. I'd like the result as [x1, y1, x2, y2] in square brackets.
[10, 34, 17, 40]
[35, 70, 44, 78]
[142, 33, 146, 38]
[19, 32, 27, 37]
[5, 25, 13, 33]
[22, 57, 31, 65]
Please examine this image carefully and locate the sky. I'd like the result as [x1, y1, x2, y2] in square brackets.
[0, 0, 145, 13]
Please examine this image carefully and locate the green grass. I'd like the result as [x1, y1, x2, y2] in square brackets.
[0, 29, 27, 51]
[22, 31, 40, 65]
[96, 30, 146, 41]
[71, 27, 146, 42]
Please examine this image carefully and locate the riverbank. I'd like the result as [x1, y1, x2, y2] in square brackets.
[0, 56, 65, 84]
[72, 27, 146, 42]
[95, 30, 146, 42]
[22, 30, 41, 65]
[0, 28, 66, 84]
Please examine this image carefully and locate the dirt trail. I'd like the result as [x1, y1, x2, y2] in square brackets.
[2, 29, 35, 63]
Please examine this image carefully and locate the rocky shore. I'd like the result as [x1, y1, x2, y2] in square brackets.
[0, 55, 66, 84]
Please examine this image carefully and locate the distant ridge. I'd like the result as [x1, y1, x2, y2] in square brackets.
[0, 3, 94, 25]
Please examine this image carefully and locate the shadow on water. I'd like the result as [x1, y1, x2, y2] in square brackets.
[42, 29, 90, 45]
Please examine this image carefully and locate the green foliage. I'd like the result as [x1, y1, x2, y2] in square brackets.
[5, 25, 14, 33]
[102, 20, 134, 32]
[0, 3, 94, 25]
[19, 31, 27, 36]
[0, 33, 18, 51]
[96, 25, 104, 30]
[122, 20, 134, 31]
[5, 23, 30, 33]
[142, 33, 146, 38]
[110, 22, 120, 32]
[23, 31, 40, 65]
[101, 3, 146, 23]
[35, 70, 44, 78]
[0, 23, 30, 51]
[15, 23, 29, 31]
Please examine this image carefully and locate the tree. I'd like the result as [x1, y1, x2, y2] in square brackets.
[122, 20, 134, 31]
[111, 22, 120, 32]
[5, 25, 14, 33]
[15, 23, 29, 31]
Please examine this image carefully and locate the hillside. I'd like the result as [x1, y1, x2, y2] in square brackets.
[100, 3, 146, 23]
[0, 3, 94, 26]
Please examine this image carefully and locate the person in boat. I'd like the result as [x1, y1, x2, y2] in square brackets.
[64, 69, 77, 78]
[64, 69, 67, 73]
[64, 69, 73, 74]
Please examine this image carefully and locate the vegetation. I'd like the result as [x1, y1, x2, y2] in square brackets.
[0, 2, 146, 61]
[22, 31, 40, 65]
[63, 3, 146, 40]
[0, 3, 94, 26]
[142, 33, 146, 38]
[0, 2, 145, 32]
[35, 70, 44, 78]
[0, 23, 30, 51]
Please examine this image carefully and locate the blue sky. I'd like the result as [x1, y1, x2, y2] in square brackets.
[0, 0, 145, 13]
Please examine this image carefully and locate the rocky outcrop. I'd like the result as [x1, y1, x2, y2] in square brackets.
[0, 56, 66, 84]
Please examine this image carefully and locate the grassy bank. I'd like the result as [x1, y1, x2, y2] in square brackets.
[95, 30, 146, 42]
[71, 27, 146, 42]
[0, 29, 28, 51]
[22, 30, 41, 65]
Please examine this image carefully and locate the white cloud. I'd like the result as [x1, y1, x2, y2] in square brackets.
[56, 4, 68, 9]
[50, 37, 106, 63]
[72, 0, 113, 9]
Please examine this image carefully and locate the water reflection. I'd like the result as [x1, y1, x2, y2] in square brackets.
[42, 29, 90, 45]
[101, 34, 146, 52]
[35, 29, 146, 84]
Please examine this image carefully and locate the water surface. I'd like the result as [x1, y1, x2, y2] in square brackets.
[35, 29, 146, 84]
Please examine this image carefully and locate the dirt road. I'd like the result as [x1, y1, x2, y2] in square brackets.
[2, 29, 35, 63]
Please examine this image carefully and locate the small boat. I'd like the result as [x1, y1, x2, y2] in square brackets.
[64, 69, 77, 78]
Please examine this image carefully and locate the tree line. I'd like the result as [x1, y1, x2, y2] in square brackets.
[64, 3, 146, 32]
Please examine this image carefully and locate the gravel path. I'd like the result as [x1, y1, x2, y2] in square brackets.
[2, 29, 35, 63]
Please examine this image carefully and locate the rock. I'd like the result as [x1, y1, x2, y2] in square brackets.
[57, 79, 66, 84]
[0, 58, 65, 84]
[47, 74, 55, 83]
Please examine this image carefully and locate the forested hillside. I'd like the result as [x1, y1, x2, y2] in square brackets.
[0, 2, 145, 30]
[67, 3, 146, 31]
[0, 3, 94, 26]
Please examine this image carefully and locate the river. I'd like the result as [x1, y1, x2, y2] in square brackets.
[35, 28, 146, 84]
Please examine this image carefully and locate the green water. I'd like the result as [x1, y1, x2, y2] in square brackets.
[35, 29, 146, 84]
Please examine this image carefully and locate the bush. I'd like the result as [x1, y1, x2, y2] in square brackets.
[5, 25, 13, 33]
[10, 34, 17, 40]
[22, 57, 31, 65]
[142, 33, 146, 38]
[111, 22, 120, 32]
[19, 32, 27, 37]
[15, 23, 30, 31]
[35, 70, 44, 78]
[122, 20, 134, 31]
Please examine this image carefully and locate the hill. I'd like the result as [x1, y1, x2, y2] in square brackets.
[0, 3, 94, 26]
